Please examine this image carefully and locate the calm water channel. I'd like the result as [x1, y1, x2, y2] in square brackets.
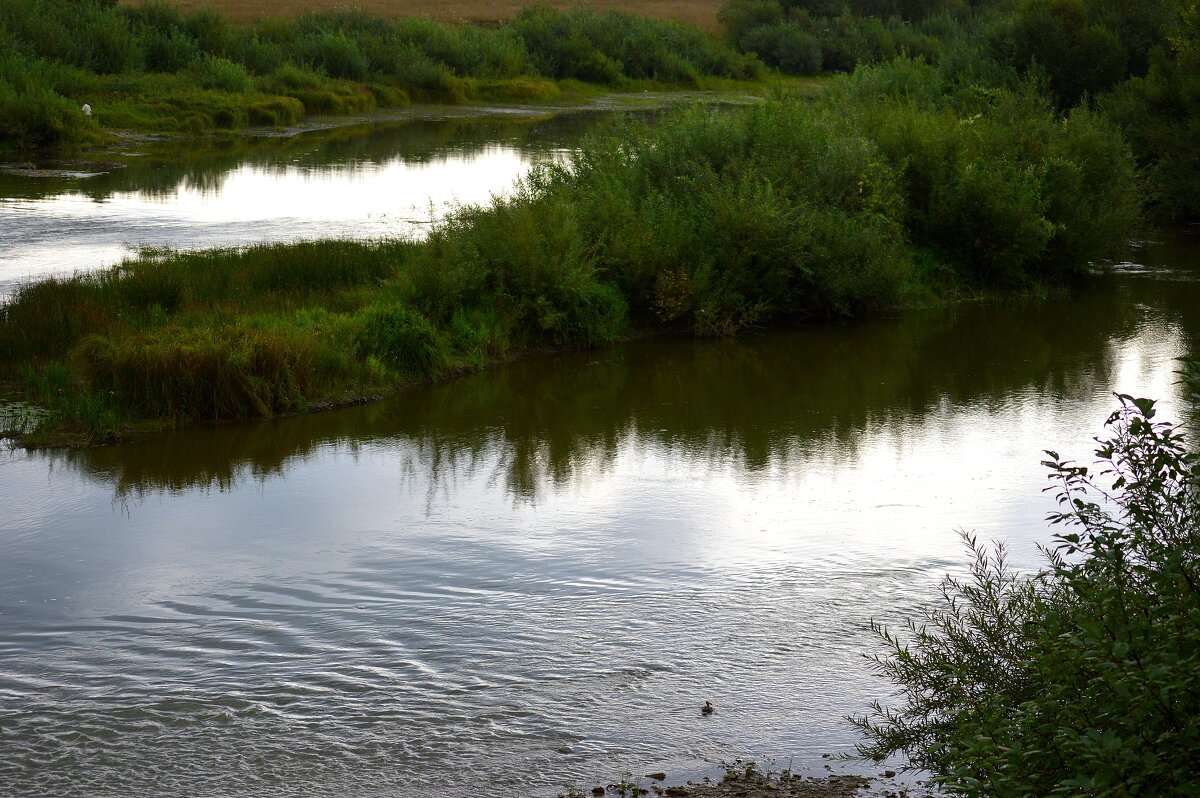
[0, 101, 676, 295]
[2, 104, 1199, 797]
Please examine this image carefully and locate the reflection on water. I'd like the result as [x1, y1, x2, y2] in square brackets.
[2, 107, 1199, 796]
[0, 108, 639, 293]
[1, 232, 1196, 797]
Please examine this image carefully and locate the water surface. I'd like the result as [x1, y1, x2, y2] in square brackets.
[1, 110, 1198, 797]
[0, 104, 651, 294]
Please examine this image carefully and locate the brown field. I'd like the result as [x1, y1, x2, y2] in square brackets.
[122, 0, 728, 32]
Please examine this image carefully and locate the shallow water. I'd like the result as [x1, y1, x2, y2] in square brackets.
[1, 108, 1199, 797]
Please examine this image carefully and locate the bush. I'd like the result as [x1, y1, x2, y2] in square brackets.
[717, 0, 785, 45]
[355, 305, 445, 377]
[739, 23, 823, 73]
[298, 31, 370, 81]
[1104, 7, 1200, 221]
[992, 0, 1128, 107]
[512, 6, 758, 83]
[824, 60, 1140, 284]
[0, 79, 81, 148]
[854, 369, 1200, 796]
[190, 54, 252, 93]
[82, 10, 141, 73]
[141, 27, 201, 73]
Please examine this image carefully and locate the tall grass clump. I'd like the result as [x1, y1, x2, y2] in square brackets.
[854, 365, 1200, 795]
[74, 323, 319, 421]
[354, 305, 446, 378]
[409, 188, 629, 347]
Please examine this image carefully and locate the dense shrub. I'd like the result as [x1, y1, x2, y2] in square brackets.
[854, 369, 1200, 796]
[990, 0, 1128, 107]
[413, 189, 629, 347]
[298, 31, 370, 81]
[739, 23, 823, 74]
[717, 0, 785, 45]
[511, 7, 760, 82]
[0, 77, 81, 147]
[140, 27, 201, 73]
[190, 54, 252, 93]
[1104, 5, 1200, 221]
[825, 60, 1139, 284]
[355, 306, 445, 377]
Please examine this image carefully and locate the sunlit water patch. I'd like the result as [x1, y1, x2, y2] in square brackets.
[0, 107, 638, 295]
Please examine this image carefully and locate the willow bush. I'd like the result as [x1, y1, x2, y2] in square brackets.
[854, 363, 1200, 795]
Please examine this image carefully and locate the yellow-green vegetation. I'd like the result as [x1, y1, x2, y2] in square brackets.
[0, 61, 1140, 443]
[0, 0, 764, 148]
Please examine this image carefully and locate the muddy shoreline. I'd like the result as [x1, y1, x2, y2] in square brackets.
[569, 762, 934, 798]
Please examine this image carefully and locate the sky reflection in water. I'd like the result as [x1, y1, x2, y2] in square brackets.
[0, 112, 1198, 797]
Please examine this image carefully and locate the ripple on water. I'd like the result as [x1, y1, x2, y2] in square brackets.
[2, 229, 1198, 796]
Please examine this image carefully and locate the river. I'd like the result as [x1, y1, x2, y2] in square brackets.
[1, 103, 1198, 797]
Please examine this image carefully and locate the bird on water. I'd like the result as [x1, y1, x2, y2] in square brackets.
[701, 701, 714, 715]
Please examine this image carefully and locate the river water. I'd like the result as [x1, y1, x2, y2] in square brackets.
[0, 102, 666, 295]
[1, 104, 1198, 797]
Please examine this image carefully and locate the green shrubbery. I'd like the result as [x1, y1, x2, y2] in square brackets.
[1103, 6, 1200, 221]
[718, 0, 948, 74]
[355, 306, 445, 378]
[854, 364, 1200, 796]
[511, 7, 760, 84]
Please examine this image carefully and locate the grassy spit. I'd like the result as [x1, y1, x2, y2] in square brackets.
[0, 59, 1140, 445]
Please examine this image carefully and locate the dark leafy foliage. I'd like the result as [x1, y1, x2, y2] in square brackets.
[854, 362, 1200, 796]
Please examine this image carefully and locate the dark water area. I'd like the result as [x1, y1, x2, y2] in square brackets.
[1, 104, 1199, 796]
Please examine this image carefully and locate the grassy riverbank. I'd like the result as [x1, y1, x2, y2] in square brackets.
[0, 0, 765, 149]
[0, 59, 1139, 444]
